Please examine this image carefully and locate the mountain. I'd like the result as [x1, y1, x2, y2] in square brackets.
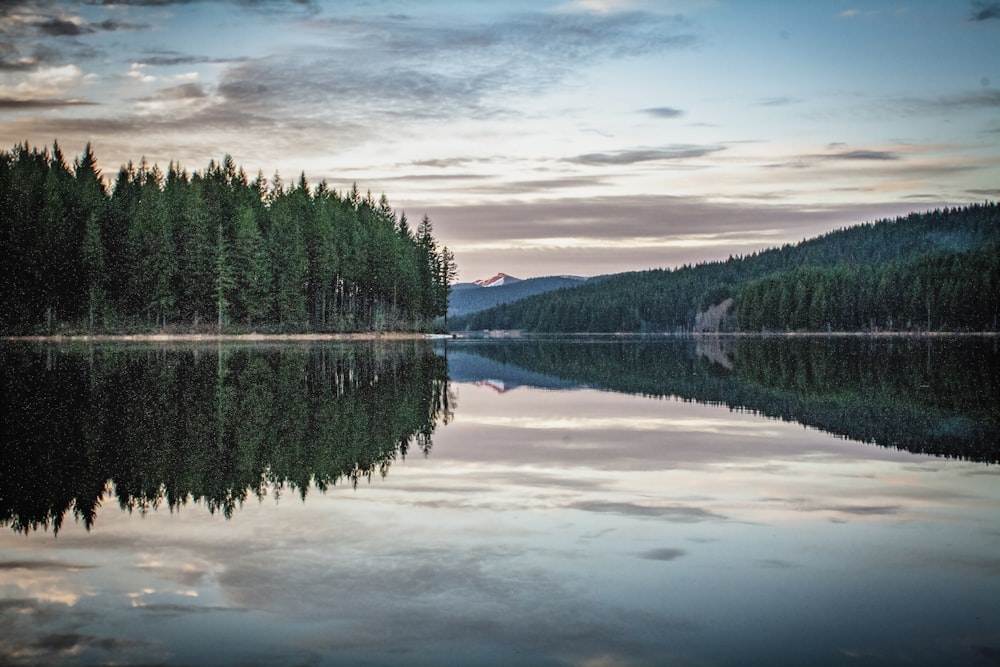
[448, 275, 588, 318]
[474, 272, 522, 287]
[451, 203, 1000, 333]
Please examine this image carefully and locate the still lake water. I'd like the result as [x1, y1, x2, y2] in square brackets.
[1, 337, 998, 666]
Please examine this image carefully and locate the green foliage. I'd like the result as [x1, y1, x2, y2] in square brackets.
[732, 244, 1000, 332]
[453, 203, 1000, 333]
[0, 143, 452, 334]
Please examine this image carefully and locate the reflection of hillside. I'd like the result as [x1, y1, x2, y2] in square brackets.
[445, 349, 580, 392]
[1, 342, 452, 534]
[450, 338, 999, 464]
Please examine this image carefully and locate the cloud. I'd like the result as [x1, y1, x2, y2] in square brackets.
[29, 13, 147, 37]
[641, 106, 684, 118]
[0, 4, 704, 187]
[0, 63, 85, 101]
[799, 504, 902, 516]
[411, 157, 483, 169]
[567, 144, 725, 165]
[0, 96, 93, 108]
[219, 9, 699, 125]
[28, 633, 147, 656]
[838, 9, 880, 19]
[0, 56, 39, 71]
[899, 89, 1000, 114]
[818, 149, 900, 161]
[422, 194, 954, 278]
[35, 17, 91, 37]
[969, 1, 1000, 21]
[425, 194, 933, 247]
[31, 0, 319, 12]
[136, 82, 207, 101]
[569, 500, 725, 521]
[135, 602, 245, 615]
[135, 51, 247, 67]
[0, 560, 94, 571]
[462, 175, 611, 194]
[757, 96, 797, 107]
[93, 18, 149, 32]
[126, 62, 155, 83]
[637, 547, 687, 561]
[941, 90, 1000, 108]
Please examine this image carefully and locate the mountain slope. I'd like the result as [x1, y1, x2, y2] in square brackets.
[448, 275, 586, 318]
[451, 203, 1000, 333]
[473, 272, 522, 287]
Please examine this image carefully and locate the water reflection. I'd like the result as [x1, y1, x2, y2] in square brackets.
[446, 336, 999, 463]
[0, 339, 998, 666]
[1, 341, 452, 534]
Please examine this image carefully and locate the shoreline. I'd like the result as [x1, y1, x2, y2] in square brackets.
[4, 330, 996, 343]
[449, 330, 999, 339]
[2, 332, 438, 343]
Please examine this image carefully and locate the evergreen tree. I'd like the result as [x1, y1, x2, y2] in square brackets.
[0, 142, 453, 334]
[231, 205, 270, 327]
[127, 168, 175, 326]
[213, 223, 235, 332]
[267, 186, 308, 328]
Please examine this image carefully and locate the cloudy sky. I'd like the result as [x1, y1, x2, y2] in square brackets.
[1, 0, 998, 280]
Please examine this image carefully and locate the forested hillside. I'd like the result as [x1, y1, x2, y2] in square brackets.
[1, 142, 456, 335]
[448, 275, 587, 318]
[453, 203, 999, 333]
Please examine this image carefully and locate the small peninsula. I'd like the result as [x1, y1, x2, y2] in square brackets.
[1, 142, 456, 337]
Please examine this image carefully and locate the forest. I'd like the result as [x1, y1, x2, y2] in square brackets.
[453, 203, 999, 333]
[0, 141, 456, 335]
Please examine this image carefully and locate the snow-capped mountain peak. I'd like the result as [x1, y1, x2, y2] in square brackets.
[473, 272, 522, 288]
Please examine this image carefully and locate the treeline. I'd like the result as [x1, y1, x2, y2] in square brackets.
[0, 342, 452, 534]
[0, 141, 457, 335]
[453, 203, 1000, 332]
[734, 243, 999, 332]
[453, 338, 999, 463]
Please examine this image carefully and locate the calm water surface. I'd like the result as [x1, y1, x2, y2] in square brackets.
[1, 337, 998, 666]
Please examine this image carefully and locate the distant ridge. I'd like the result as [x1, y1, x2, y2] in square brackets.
[448, 274, 587, 318]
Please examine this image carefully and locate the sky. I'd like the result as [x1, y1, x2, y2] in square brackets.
[1, 0, 998, 281]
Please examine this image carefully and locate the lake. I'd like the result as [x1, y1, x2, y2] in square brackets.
[2, 337, 998, 666]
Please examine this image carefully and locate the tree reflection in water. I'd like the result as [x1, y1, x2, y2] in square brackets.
[1, 341, 452, 534]
[4, 336, 996, 537]
[448, 336, 999, 463]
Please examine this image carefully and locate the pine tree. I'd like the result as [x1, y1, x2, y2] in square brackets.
[231, 205, 270, 327]
[128, 172, 175, 326]
[214, 223, 235, 332]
